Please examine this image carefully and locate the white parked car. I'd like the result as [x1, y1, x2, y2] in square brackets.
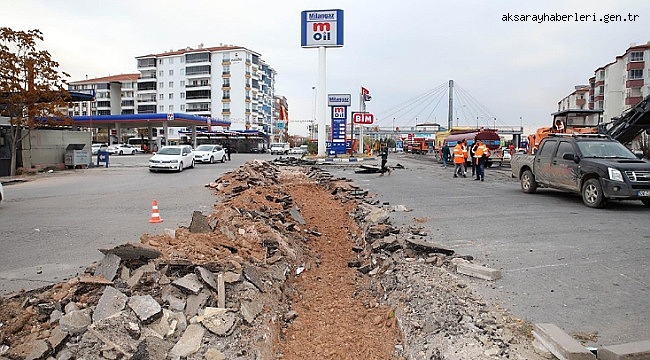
[107, 144, 137, 155]
[194, 144, 226, 163]
[91, 143, 108, 155]
[270, 142, 290, 155]
[149, 145, 194, 172]
[288, 147, 305, 155]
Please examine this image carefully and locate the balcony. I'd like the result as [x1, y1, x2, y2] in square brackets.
[627, 61, 645, 70]
[137, 59, 156, 69]
[186, 108, 211, 113]
[626, 96, 643, 106]
[626, 79, 644, 88]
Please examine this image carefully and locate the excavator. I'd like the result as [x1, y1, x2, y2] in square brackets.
[526, 94, 650, 154]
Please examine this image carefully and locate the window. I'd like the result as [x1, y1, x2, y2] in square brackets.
[556, 141, 574, 159]
[186, 65, 210, 75]
[630, 51, 644, 62]
[629, 69, 643, 79]
[185, 52, 210, 63]
[180, 80, 185, 87]
[159, 105, 164, 112]
[169, 81, 174, 88]
[169, 105, 174, 111]
[180, 104, 185, 111]
[169, 58, 174, 64]
[180, 69, 185, 76]
[538, 140, 557, 158]
[158, 59, 163, 65]
[159, 70, 164, 77]
[180, 57, 185, 63]
[159, 94, 164, 100]
[169, 69, 174, 76]
[159, 82, 164, 89]
[169, 93, 173, 99]
[180, 92, 185, 99]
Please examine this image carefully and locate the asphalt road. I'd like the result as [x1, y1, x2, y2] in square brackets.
[1, 152, 648, 347]
[324, 153, 649, 348]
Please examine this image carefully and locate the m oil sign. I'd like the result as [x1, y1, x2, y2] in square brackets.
[301, 9, 344, 48]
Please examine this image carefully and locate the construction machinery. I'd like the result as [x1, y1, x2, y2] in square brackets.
[526, 94, 650, 154]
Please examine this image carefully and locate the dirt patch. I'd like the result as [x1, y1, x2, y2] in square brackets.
[0, 159, 546, 359]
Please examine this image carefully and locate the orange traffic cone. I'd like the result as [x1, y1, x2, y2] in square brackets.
[148, 199, 163, 223]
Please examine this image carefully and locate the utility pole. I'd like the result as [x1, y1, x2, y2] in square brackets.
[447, 80, 454, 131]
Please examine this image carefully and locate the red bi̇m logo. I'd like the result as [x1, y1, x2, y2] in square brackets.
[312, 22, 332, 41]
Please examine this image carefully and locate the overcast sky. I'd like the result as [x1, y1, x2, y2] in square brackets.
[3, 0, 648, 135]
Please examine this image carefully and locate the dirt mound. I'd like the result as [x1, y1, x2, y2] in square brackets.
[0, 160, 544, 359]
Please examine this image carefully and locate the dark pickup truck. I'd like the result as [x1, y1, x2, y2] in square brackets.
[511, 134, 650, 208]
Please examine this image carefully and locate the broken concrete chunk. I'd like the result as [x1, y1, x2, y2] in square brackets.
[99, 242, 161, 260]
[87, 311, 141, 357]
[172, 273, 203, 295]
[456, 262, 502, 281]
[240, 299, 263, 324]
[243, 266, 266, 293]
[223, 271, 242, 284]
[132, 336, 171, 360]
[59, 309, 92, 335]
[93, 286, 128, 323]
[199, 308, 237, 336]
[185, 290, 211, 318]
[46, 326, 68, 353]
[189, 211, 212, 233]
[289, 207, 306, 225]
[195, 266, 218, 292]
[163, 293, 186, 312]
[205, 348, 227, 360]
[405, 238, 454, 256]
[128, 295, 162, 323]
[25, 339, 50, 360]
[126, 262, 157, 288]
[170, 324, 205, 358]
[94, 253, 121, 281]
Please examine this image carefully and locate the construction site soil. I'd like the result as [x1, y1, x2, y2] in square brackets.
[0, 159, 548, 359]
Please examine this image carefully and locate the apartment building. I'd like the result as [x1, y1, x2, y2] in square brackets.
[586, 42, 650, 122]
[67, 74, 140, 117]
[135, 44, 277, 131]
[557, 85, 590, 111]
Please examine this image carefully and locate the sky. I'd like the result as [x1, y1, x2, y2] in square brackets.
[2, 0, 648, 136]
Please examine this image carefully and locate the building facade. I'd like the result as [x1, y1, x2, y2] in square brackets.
[135, 44, 277, 132]
[68, 74, 140, 117]
[557, 85, 590, 112]
[585, 43, 650, 123]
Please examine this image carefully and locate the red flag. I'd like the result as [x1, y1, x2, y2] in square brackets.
[361, 87, 370, 95]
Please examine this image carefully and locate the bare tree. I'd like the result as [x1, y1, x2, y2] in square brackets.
[0, 27, 71, 176]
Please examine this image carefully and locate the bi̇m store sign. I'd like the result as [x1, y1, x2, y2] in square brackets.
[301, 9, 344, 48]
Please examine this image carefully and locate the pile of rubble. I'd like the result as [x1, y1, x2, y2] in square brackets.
[0, 160, 545, 359]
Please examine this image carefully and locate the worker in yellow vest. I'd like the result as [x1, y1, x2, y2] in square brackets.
[473, 140, 490, 181]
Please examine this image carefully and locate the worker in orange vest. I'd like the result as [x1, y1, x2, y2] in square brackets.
[473, 140, 490, 181]
[453, 142, 466, 178]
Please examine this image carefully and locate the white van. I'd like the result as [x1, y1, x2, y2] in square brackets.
[270, 143, 290, 155]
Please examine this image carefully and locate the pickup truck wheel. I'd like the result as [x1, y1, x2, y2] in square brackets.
[582, 178, 605, 208]
[521, 169, 537, 193]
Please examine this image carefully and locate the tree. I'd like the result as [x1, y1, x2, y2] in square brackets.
[0, 27, 70, 176]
